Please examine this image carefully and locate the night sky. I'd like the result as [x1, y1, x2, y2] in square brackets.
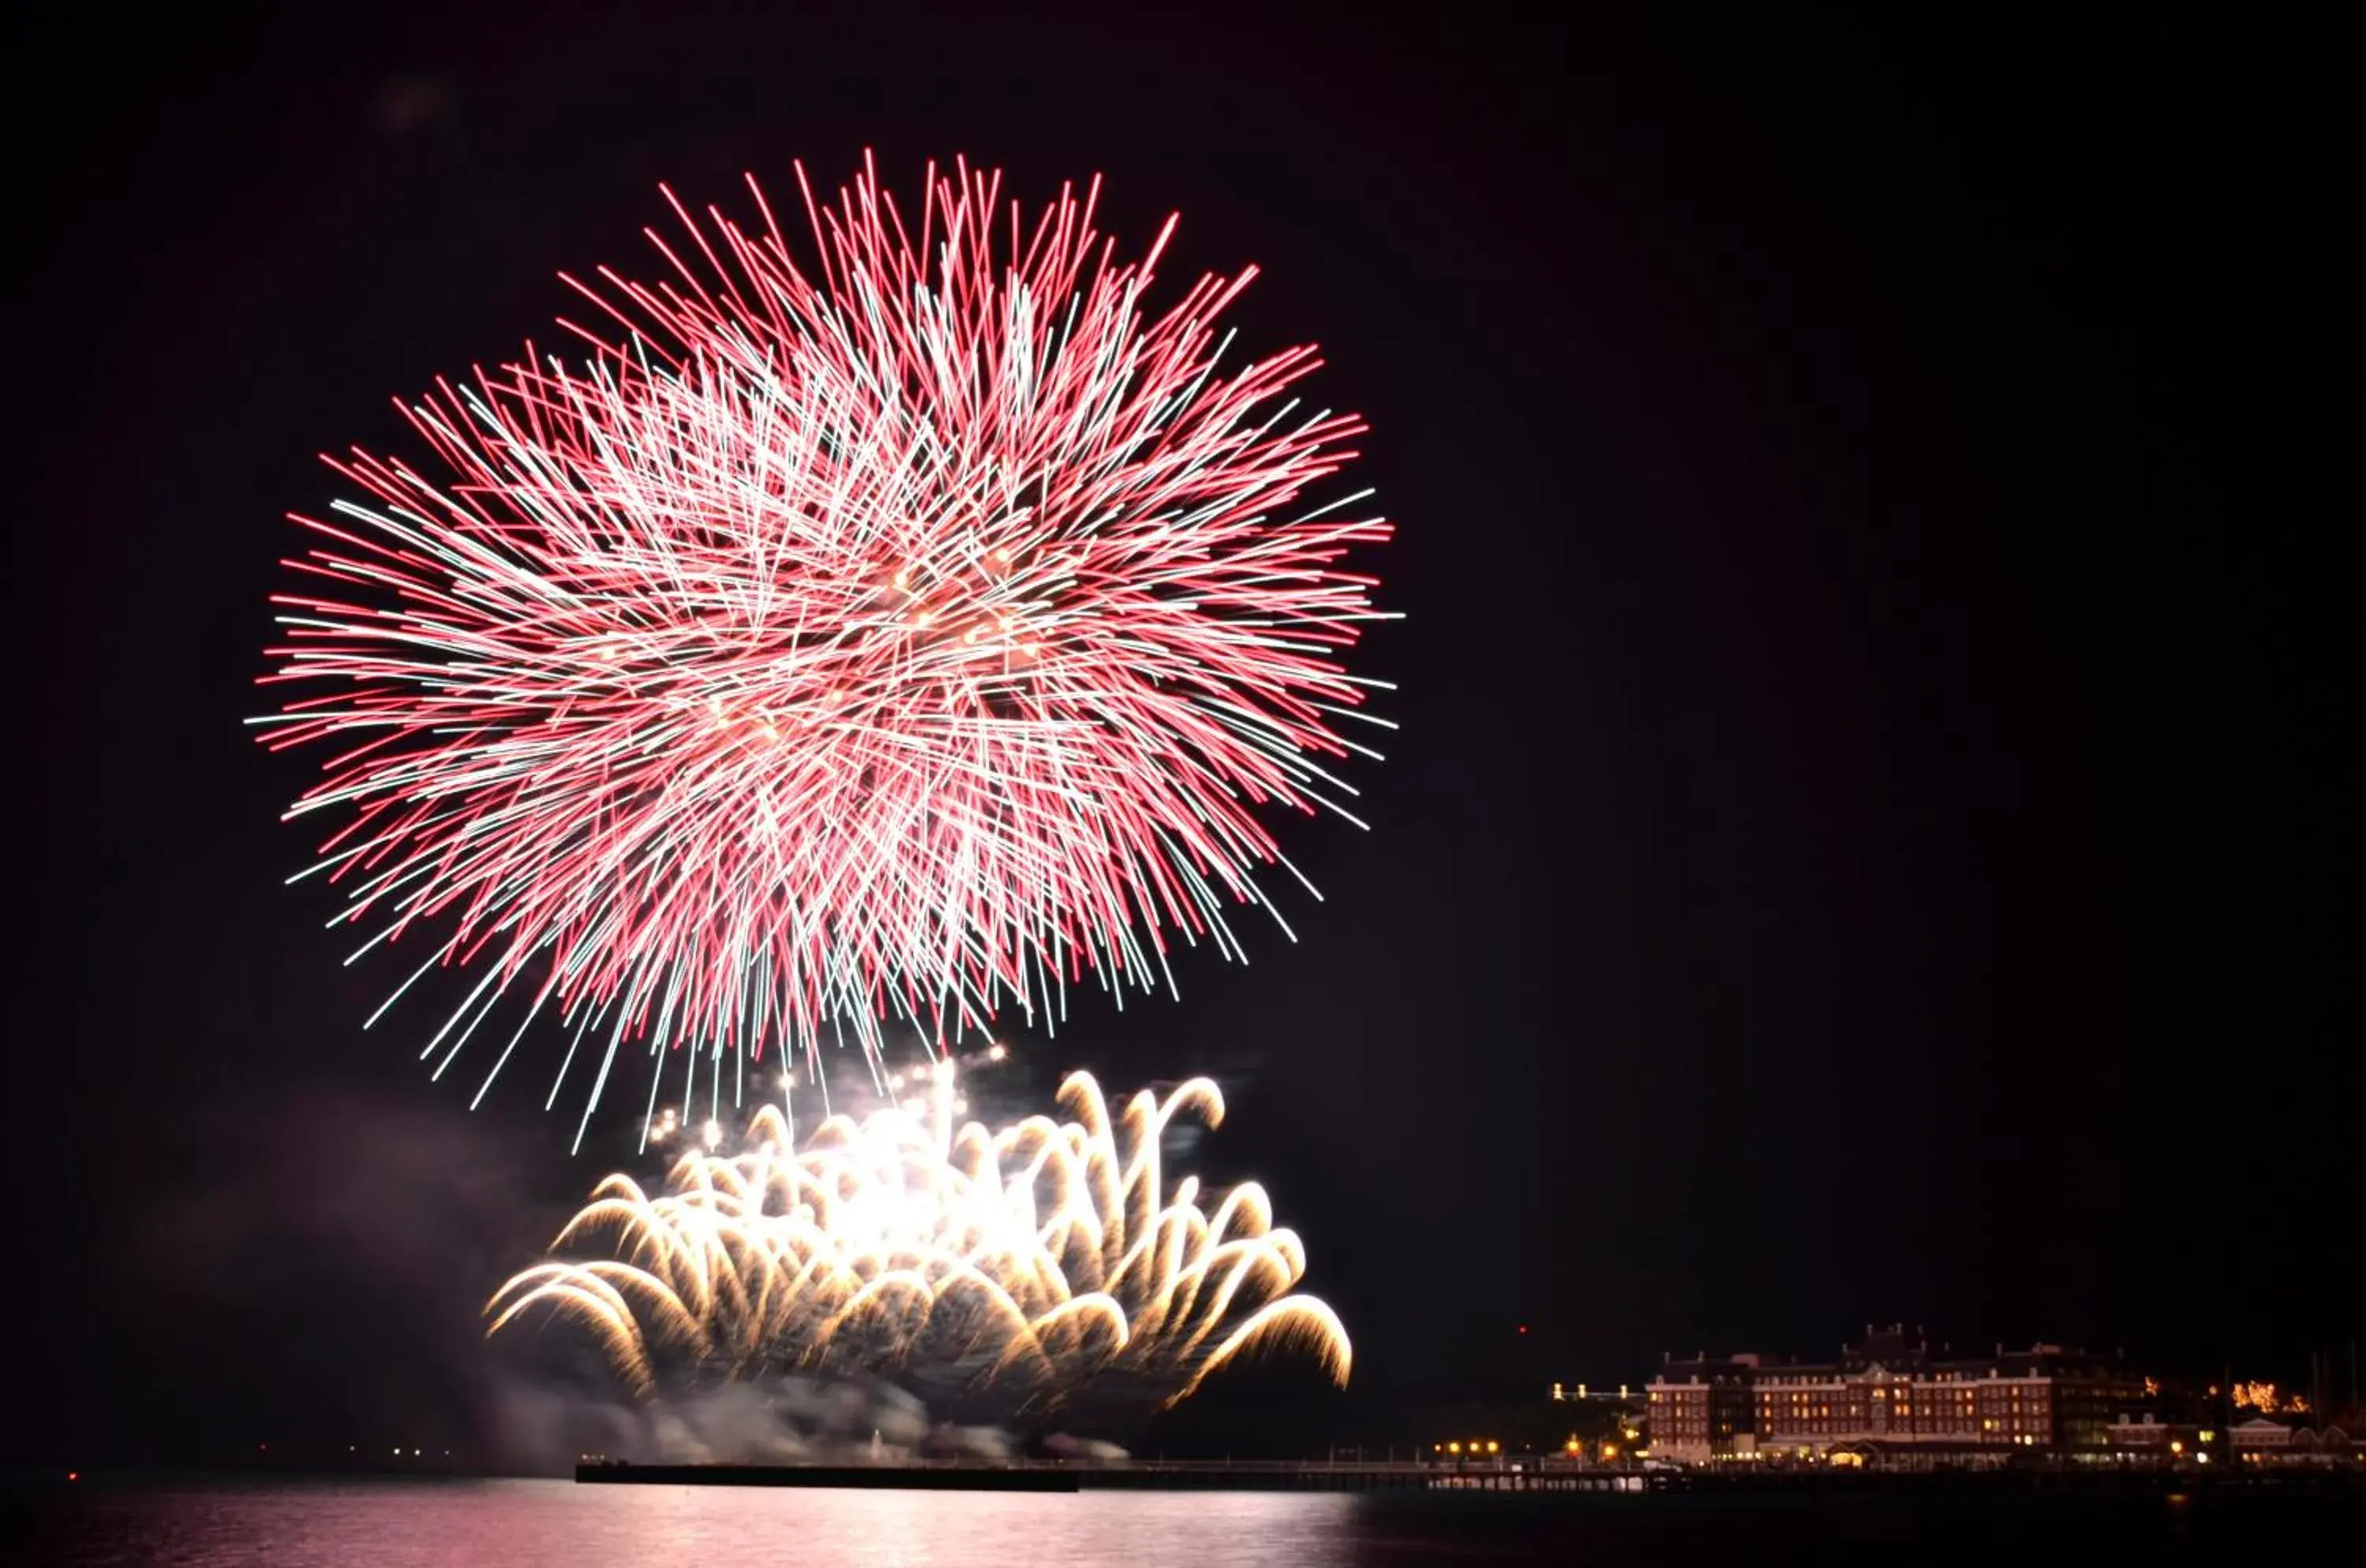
[7, 5, 2353, 1465]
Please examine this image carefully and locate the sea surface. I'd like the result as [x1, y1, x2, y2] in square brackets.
[5, 1476, 2339, 1565]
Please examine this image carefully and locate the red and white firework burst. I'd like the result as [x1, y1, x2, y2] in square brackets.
[257, 158, 1391, 1132]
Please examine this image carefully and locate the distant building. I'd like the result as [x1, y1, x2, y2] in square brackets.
[1647, 1325, 2144, 1466]
[2230, 1417, 2292, 1459]
[1646, 1353, 1760, 1462]
[2103, 1413, 2222, 1465]
[2286, 1426, 2360, 1466]
[2230, 1421, 2362, 1469]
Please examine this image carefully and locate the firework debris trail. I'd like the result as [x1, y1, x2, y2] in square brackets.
[256, 157, 1393, 1143]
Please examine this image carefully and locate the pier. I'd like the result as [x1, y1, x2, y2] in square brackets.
[576, 1458, 2364, 1496]
[576, 1460, 1653, 1494]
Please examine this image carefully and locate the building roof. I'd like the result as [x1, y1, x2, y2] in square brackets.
[1654, 1338, 2133, 1384]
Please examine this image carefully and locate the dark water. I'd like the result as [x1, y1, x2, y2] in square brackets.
[6, 1477, 2337, 1565]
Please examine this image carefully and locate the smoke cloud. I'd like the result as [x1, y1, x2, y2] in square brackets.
[485, 1374, 1030, 1468]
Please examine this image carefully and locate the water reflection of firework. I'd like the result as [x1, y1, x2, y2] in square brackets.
[490, 1066, 1349, 1412]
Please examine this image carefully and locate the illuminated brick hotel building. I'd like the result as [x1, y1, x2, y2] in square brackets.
[1647, 1325, 2142, 1465]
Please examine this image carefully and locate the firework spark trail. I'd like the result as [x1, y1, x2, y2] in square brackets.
[487, 1065, 1350, 1409]
[256, 159, 1392, 1127]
